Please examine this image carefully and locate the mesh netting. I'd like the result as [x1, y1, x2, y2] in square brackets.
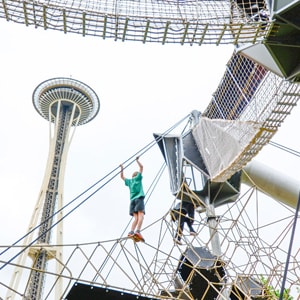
[0, 0, 272, 44]
[192, 117, 261, 181]
[202, 53, 300, 181]
[2, 180, 299, 299]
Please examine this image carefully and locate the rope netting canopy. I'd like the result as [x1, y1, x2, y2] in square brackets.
[0, 0, 273, 45]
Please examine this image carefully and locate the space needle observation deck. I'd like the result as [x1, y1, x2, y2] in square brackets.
[33, 77, 100, 125]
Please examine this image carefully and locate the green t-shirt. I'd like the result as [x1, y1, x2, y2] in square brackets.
[125, 172, 145, 201]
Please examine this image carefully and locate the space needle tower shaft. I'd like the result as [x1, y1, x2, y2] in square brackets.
[7, 78, 100, 300]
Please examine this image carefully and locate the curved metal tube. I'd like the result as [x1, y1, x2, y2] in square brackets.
[242, 160, 300, 210]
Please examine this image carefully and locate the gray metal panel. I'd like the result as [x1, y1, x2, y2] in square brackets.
[231, 275, 264, 299]
[182, 130, 209, 176]
[153, 134, 183, 194]
[238, 0, 300, 82]
[183, 247, 216, 269]
[272, 0, 299, 16]
[196, 171, 241, 207]
[237, 43, 284, 77]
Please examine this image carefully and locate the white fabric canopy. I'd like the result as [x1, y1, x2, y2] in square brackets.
[192, 117, 261, 182]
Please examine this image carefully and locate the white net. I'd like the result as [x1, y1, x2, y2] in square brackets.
[192, 117, 261, 182]
[0, 0, 272, 44]
[202, 53, 300, 182]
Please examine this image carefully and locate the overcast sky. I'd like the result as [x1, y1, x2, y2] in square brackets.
[0, 18, 300, 298]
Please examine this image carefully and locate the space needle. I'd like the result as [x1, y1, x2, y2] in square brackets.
[7, 78, 100, 300]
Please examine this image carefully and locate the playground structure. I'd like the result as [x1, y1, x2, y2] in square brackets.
[0, 0, 300, 299]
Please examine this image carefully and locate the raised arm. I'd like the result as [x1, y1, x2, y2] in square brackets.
[136, 157, 143, 173]
[120, 164, 125, 180]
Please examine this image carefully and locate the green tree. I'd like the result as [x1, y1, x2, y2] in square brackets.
[260, 276, 293, 300]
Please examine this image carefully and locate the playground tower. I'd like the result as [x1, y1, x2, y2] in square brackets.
[7, 78, 100, 300]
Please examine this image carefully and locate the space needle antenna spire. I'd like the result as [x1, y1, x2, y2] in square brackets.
[7, 78, 100, 300]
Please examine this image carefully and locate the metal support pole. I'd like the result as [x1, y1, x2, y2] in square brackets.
[279, 192, 300, 300]
[205, 199, 231, 300]
[205, 201, 222, 257]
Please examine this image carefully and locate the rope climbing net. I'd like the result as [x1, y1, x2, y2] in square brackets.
[1, 168, 299, 299]
[1, 107, 300, 299]
[0, 0, 272, 45]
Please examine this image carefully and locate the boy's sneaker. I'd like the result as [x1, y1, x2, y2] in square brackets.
[127, 231, 135, 237]
[134, 231, 145, 242]
[190, 231, 197, 236]
[174, 238, 182, 245]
